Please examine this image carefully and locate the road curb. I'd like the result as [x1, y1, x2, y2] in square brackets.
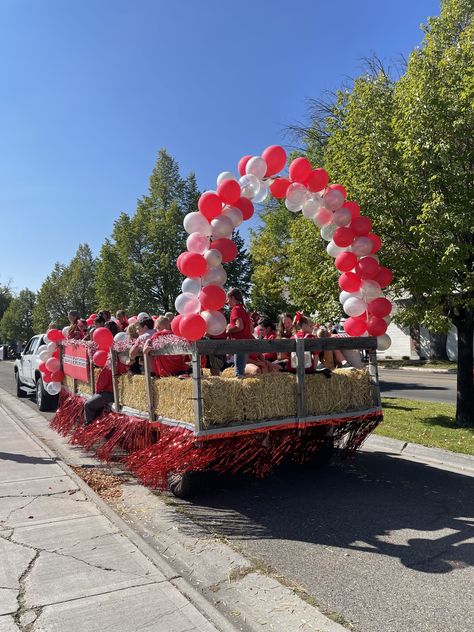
[379, 365, 457, 374]
[0, 387, 349, 632]
[362, 434, 474, 476]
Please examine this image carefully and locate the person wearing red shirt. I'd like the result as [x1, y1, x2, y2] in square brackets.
[144, 330, 192, 377]
[226, 288, 252, 377]
[84, 358, 127, 425]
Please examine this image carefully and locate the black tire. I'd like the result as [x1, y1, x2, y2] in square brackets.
[167, 471, 196, 499]
[36, 377, 58, 412]
[301, 433, 335, 469]
[15, 372, 27, 398]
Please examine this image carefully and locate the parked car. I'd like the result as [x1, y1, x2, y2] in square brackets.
[14, 334, 59, 411]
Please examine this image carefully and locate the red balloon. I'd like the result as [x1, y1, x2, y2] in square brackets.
[217, 179, 241, 205]
[234, 196, 254, 220]
[344, 317, 367, 337]
[51, 370, 65, 382]
[171, 314, 184, 336]
[198, 192, 222, 221]
[199, 285, 226, 311]
[338, 272, 362, 293]
[367, 233, 382, 254]
[305, 168, 329, 192]
[335, 251, 357, 272]
[368, 297, 392, 318]
[180, 252, 207, 278]
[86, 317, 94, 326]
[270, 177, 291, 199]
[89, 313, 97, 320]
[351, 216, 372, 236]
[47, 329, 65, 343]
[93, 349, 108, 367]
[355, 257, 379, 280]
[326, 183, 347, 199]
[211, 238, 238, 263]
[333, 227, 354, 248]
[38, 361, 47, 373]
[261, 145, 287, 176]
[343, 201, 360, 219]
[92, 327, 114, 351]
[375, 266, 393, 288]
[176, 252, 187, 273]
[42, 371, 53, 383]
[367, 317, 388, 336]
[180, 313, 207, 341]
[238, 155, 252, 176]
[289, 157, 312, 183]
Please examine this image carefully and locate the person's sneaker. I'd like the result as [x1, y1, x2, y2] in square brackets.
[341, 361, 356, 370]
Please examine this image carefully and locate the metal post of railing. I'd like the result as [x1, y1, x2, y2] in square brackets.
[191, 343, 203, 432]
[89, 354, 95, 394]
[143, 352, 155, 421]
[295, 337, 306, 421]
[367, 347, 381, 409]
[110, 349, 121, 412]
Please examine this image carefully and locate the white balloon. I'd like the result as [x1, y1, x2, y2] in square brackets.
[62, 326, 70, 338]
[202, 265, 227, 287]
[239, 174, 261, 199]
[333, 207, 352, 226]
[339, 290, 361, 304]
[183, 212, 212, 236]
[217, 171, 236, 186]
[302, 195, 322, 219]
[252, 179, 270, 204]
[186, 232, 210, 254]
[39, 349, 52, 362]
[175, 293, 201, 315]
[361, 280, 383, 301]
[46, 382, 62, 395]
[352, 236, 373, 256]
[222, 206, 243, 227]
[47, 342, 57, 353]
[114, 331, 128, 343]
[285, 197, 302, 213]
[383, 314, 392, 325]
[313, 207, 334, 227]
[182, 277, 201, 295]
[246, 156, 267, 179]
[201, 310, 227, 336]
[211, 215, 234, 238]
[286, 183, 307, 205]
[343, 297, 367, 317]
[320, 223, 336, 241]
[204, 248, 223, 268]
[37, 345, 48, 355]
[326, 241, 346, 257]
[137, 312, 149, 320]
[324, 189, 344, 211]
[377, 333, 392, 351]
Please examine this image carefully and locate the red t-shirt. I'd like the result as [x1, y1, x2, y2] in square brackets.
[96, 361, 128, 393]
[229, 305, 252, 340]
[150, 330, 192, 377]
[263, 331, 278, 361]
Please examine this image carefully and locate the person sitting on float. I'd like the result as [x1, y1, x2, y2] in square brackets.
[115, 310, 128, 331]
[66, 310, 85, 340]
[257, 317, 279, 363]
[143, 324, 193, 378]
[128, 316, 155, 367]
[84, 355, 127, 426]
[226, 288, 252, 378]
[315, 326, 353, 369]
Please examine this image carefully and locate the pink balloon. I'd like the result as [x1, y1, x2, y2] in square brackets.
[45, 357, 60, 373]
[186, 232, 209, 254]
[314, 207, 333, 227]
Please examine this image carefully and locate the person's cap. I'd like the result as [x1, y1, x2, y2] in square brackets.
[68, 310, 80, 318]
[137, 312, 150, 320]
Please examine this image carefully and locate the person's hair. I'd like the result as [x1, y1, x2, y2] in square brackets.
[94, 316, 106, 327]
[126, 323, 138, 340]
[277, 313, 293, 338]
[292, 312, 312, 332]
[164, 312, 174, 320]
[258, 317, 274, 330]
[99, 310, 111, 322]
[116, 310, 127, 319]
[227, 288, 244, 304]
[316, 326, 331, 338]
[105, 321, 119, 337]
[68, 310, 80, 323]
[138, 317, 154, 330]
[155, 316, 171, 331]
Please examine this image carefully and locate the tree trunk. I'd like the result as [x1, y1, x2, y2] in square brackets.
[452, 309, 473, 427]
[430, 332, 448, 361]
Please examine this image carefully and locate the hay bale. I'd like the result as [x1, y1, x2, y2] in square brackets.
[305, 369, 373, 417]
[152, 377, 194, 423]
[242, 373, 296, 422]
[63, 374, 93, 396]
[201, 378, 244, 427]
[120, 374, 148, 412]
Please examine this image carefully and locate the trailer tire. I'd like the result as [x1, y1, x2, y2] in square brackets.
[15, 372, 27, 398]
[167, 471, 196, 499]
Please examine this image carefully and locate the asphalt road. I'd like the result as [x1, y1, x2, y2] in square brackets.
[1, 361, 471, 632]
[379, 368, 456, 404]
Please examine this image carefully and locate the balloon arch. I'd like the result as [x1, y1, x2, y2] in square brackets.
[174, 145, 393, 347]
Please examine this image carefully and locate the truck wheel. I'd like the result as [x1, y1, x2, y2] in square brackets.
[167, 471, 196, 499]
[36, 377, 58, 412]
[15, 372, 27, 398]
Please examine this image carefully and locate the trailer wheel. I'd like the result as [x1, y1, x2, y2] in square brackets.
[167, 471, 196, 499]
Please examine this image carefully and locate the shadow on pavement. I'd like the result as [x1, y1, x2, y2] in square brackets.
[176, 451, 474, 575]
[0, 451, 58, 465]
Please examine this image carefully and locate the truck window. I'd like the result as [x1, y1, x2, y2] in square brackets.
[23, 337, 38, 355]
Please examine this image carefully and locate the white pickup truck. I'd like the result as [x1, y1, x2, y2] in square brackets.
[14, 334, 59, 411]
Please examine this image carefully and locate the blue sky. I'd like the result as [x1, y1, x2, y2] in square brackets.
[0, 0, 440, 293]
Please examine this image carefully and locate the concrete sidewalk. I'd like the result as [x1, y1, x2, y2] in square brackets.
[0, 404, 227, 632]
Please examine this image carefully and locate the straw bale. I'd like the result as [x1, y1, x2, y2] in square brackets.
[305, 369, 373, 417]
[63, 373, 94, 396]
[152, 377, 194, 423]
[201, 378, 244, 427]
[120, 374, 148, 412]
[241, 373, 296, 422]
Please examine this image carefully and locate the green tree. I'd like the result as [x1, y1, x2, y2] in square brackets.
[226, 230, 252, 299]
[0, 283, 13, 324]
[0, 289, 36, 342]
[33, 263, 69, 331]
[64, 243, 97, 315]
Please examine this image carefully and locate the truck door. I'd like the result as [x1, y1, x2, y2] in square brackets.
[21, 336, 40, 387]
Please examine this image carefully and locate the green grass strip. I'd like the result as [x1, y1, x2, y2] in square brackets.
[377, 397, 474, 456]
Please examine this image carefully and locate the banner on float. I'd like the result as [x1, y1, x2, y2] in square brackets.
[62, 344, 89, 382]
